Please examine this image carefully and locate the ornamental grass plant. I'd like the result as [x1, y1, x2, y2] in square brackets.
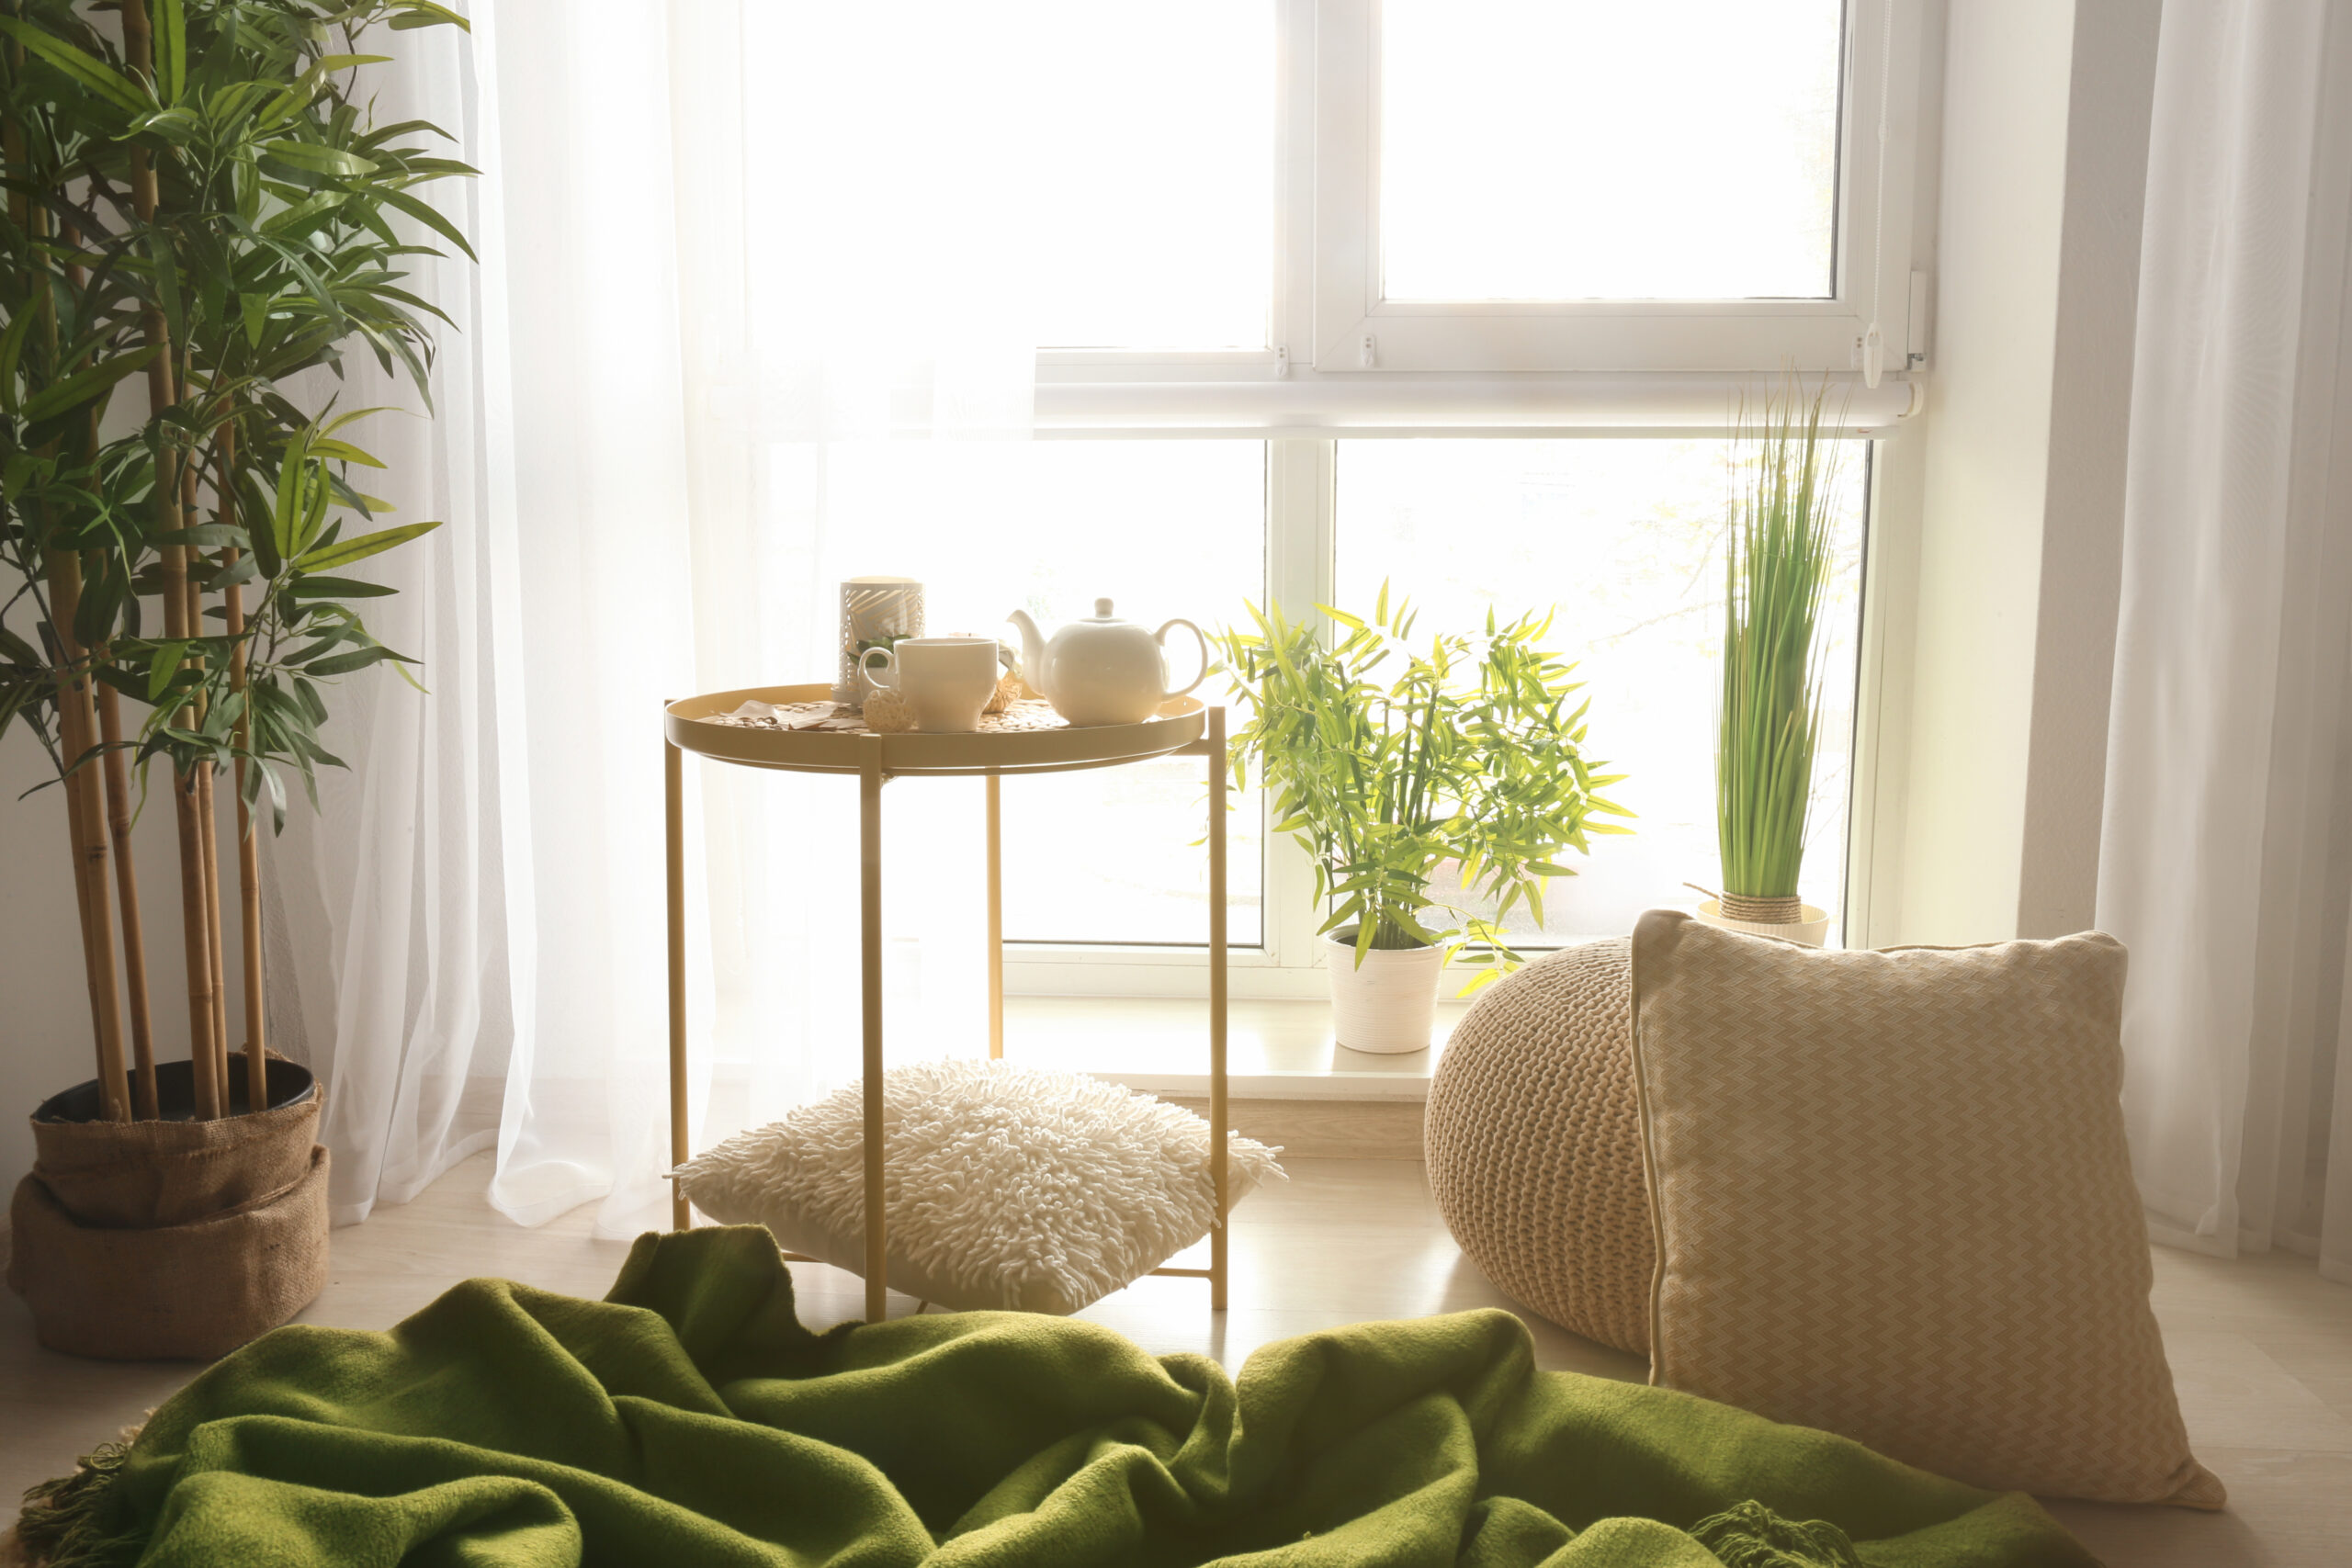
[1716, 378, 1845, 912]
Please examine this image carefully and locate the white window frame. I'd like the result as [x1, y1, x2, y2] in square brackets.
[1312, 0, 1920, 374]
[1004, 0, 1928, 998]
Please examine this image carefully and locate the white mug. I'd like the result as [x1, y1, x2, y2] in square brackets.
[858, 637, 1000, 733]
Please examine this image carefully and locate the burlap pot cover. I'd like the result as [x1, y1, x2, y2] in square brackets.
[1425, 938, 1654, 1354]
[6, 1143, 331, 1361]
[28, 1058, 319, 1228]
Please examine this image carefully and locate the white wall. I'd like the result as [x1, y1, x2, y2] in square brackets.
[1889, 0, 2072, 944]
[2014, 0, 2163, 938]
[0, 726, 246, 1193]
[1885, 0, 2163, 946]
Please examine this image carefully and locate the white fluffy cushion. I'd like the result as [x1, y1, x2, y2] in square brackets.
[673, 1059, 1284, 1314]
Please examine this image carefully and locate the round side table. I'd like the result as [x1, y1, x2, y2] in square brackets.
[662, 684, 1232, 1319]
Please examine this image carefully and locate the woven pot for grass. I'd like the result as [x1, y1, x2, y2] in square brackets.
[6, 1058, 331, 1360]
[1424, 938, 1654, 1354]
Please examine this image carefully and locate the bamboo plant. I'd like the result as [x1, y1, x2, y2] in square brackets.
[1715, 378, 1845, 919]
[1215, 588, 1634, 993]
[1, 0, 470, 1123]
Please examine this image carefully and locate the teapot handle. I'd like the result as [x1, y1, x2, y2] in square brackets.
[1154, 618, 1209, 699]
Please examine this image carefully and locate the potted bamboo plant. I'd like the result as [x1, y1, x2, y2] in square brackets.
[1698, 379, 1844, 947]
[1216, 590, 1633, 1053]
[1, 0, 470, 1359]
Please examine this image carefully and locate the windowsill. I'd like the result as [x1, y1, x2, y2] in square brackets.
[1003, 994, 1471, 1102]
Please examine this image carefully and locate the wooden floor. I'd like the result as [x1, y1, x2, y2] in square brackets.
[6, 1152, 2349, 1566]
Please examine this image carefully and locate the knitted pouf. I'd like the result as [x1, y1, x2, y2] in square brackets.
[1425, 938, 1654, 1353]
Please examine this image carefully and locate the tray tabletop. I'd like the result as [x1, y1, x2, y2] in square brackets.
[664, 683, 1210, 776]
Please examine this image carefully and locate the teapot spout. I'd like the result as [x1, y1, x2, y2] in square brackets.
[1006, 609, 1046, 691]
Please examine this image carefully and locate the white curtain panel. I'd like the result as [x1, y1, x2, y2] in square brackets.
[270, 1, 1031, 1235]
[2098, 0, 2352, 1279]
[260, 16, 518, 1226]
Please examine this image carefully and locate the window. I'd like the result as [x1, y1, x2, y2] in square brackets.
[805, 0, 1920, 988]
[1306, 0, 1916, 374]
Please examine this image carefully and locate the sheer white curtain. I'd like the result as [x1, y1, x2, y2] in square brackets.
[2097, 0, 2352, 1280]
[271, 1, 1032, 1234]
[261, 14, 516, 1226]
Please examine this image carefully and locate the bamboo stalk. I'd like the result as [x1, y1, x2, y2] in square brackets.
[96, 677, 160, 1119]
[59, 687, 106, 1090]
[27, 178, 132, 1120]
[64, 219, 161, 1122]
[198, 757, 230, 1104]
[174, 765, 220, 1119]
[48, 555, 132, 1122]
[120, 0, 220, 1116]
[185, 463, 233, 1108]
[220, 423, 268, 1114]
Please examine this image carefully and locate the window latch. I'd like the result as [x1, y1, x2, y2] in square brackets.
[1272, 344, 1290, 379]
[1360, 333, 1376, 369]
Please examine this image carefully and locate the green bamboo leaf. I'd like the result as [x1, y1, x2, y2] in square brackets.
[0, 307, 40, 416]
[387, 1, 473, 30]
[154, 524, 244, 547]
[376, 185, 477, 262]
[305, 645, 411, 678]
[317, 406, 397, 438]
[148, 641, 188, 702]
[297, 519, 441, 570]
[146, 230, 186, 343]
[155, 0, 187, 99]
[307, 438, 387, 468]
[0, 18, 147, 113]
[205, 553, 258, 592]
[260, 141, 379, 178]
[259, 190, 349, 238]
[287, 575, 397, 599]
[20, 346, 163, 425]
[270, 442, 309, 561]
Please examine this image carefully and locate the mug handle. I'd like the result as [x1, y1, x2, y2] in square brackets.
[1155, 618, 1209, 699]
[858, 646, 899, 692]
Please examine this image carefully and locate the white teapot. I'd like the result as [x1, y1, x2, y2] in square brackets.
[1006, 600, 1208, 727]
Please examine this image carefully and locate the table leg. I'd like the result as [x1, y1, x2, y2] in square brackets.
[665, 737, 689, 1232]
[1208, 706, 1229, 1311]
[859, 736, 888, 1321]
[987, 773, 1004, 1060]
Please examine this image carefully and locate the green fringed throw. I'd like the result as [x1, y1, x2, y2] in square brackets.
[1692, 1500, 1867, 1568]
[12, 1432, 148, 1568]
[14, 1226, 2098, 1567]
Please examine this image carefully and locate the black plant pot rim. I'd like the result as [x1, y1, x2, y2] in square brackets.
[34, 1057, 317, 1126]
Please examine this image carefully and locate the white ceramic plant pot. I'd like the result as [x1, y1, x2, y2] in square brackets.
[1323, 928, 1444, 1054]
[1691, 898, 1831, 949]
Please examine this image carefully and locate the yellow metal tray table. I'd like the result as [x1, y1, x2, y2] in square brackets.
[662, 684, 1232, 1319]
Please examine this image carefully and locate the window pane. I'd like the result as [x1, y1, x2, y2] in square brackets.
[760, 4, 1272, 352]
[842, 441, 1266, 946]
[1336, 438, 1867, 943]
[1381, 1, 1843, 300]
[1029, 3, 1274, 347]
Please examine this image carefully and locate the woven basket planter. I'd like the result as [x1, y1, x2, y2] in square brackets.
[1424, 939, 1654, 1354]
[6, 1058, 330, 1360]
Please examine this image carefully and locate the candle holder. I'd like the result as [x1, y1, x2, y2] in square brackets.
[833, 576, 925, 705]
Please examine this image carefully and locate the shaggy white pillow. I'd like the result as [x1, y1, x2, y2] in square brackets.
[673, 1059, 1284, 1314]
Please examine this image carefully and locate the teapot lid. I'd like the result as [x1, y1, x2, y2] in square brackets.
[1089, 597, 1118, 621]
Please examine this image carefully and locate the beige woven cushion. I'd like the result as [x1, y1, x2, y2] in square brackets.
[1629, 909, 2223, 1506]
[1425, 940, 1654, 1354]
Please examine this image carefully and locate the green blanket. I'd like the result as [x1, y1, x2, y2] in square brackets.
[20, 1227, 2096, 1567]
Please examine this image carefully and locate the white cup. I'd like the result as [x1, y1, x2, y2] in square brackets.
[858, 637, 1000, 733]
